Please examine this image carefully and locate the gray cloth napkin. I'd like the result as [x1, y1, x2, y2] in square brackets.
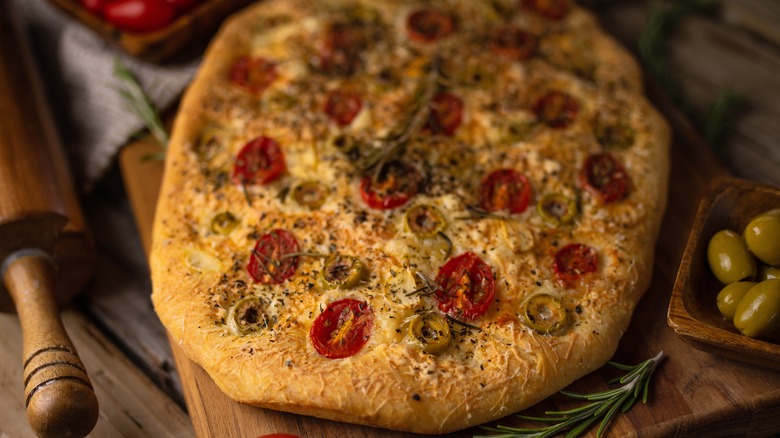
[15, 0, 200, 192]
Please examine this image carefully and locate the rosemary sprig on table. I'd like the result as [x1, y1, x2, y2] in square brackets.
[113, 58, 169, 154]
[476, 351, 665, 438]
[357, 56, 440, 175]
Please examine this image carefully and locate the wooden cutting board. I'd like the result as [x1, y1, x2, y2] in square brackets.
[119, 83, 780, 437]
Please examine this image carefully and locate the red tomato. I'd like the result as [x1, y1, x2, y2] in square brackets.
[163, 0, 198, 12]
[426, 92, 463, 137]
[406, 9, 455, 42]
[360, 160, 422, 210]
[533, 91, 579, 129]
[490, 26, 537, 61]
[579, 152, 630, 203]
[553, 243, 598, 286]
[247, 230, 300, 285]
[324, 89, 363, 127]
[315, 22, 369, 76]
[479, 169, 532, 214]
[79, 0, 109, 14]
[229, 57, 278, 95]
[521, 0, 570, 20]
[310, 299, 373, 359]
[233, 136, 286, 186]
[435, 252, 496, 321]
[103, 0, 177, 33]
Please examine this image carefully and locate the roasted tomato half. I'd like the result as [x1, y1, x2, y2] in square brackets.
[479, 169, 533, 214]
[232, 136, 286, 186]
[406, 8, 455, 42]
[435, 252, 496, 321]
[310, 298, 373, 359]
[553, 243, 598, 286]
[360, 160, 422, 210]
[426, 92, 463, 137]
[533, 91, 579, 129]
[521, 0, 570, 21]
[490, 26, 537, 61]
[229, 57, 278, 94]
[247, 229, 300, 284]
[324, 89, 363, 127]
[580, 152, 630, 203]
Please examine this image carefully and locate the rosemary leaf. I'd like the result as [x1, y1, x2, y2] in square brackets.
[113, 58, 169, 149]
[476, 351, 665, 438]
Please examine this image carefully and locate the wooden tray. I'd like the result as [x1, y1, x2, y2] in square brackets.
[119, 83, 780, 436]
[47, 0, 254, 62]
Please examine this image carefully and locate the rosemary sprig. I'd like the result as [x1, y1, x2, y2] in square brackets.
[113, 58, 169, 149]
[456, 205, 511, 221]
[477, 351, 665, 438]
[357, 56, 440, 174]
[405, 272, 443, 297]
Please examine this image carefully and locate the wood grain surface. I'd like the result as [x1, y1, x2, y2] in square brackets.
[119, 77, 780, 437]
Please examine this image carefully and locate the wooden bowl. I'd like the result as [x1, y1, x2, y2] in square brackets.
[47, 0, 254, 63]
[668, 177, 780, 370]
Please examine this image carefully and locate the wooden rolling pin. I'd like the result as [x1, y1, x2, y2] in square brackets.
[0, 2, 99, 437]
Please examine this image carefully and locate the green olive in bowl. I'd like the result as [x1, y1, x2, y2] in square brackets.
[717, 281, 757, 321]
[733, 279, 780, 338]
[707, 230, 757, 284]
[758, 264, 780, 280]
[744, 209, 780, 266]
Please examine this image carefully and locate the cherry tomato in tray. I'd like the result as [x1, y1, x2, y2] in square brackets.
[103, 0, 177, 33]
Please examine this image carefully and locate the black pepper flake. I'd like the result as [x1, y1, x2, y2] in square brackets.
[412, 394, 421, 401]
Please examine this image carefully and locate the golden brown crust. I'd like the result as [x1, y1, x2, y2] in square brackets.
[151, 0, 670, 434]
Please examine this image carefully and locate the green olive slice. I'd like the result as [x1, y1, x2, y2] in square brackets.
[211, 212, 238, 235]
[404, 204, 447, 238]
[408, 311, 451, 355]
[291, 180, 329, 209]
[227, 297, 269, 335]
[537, 193, 577, 226]
[321, 254, 364, 289]
[521, 293, 569, 335]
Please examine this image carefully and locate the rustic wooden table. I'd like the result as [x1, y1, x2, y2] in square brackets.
[1, 1, 779, 437]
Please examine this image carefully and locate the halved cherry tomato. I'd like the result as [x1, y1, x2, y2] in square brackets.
[103, 0, 177, 33]
[426, 92, 463, 137]
[406, 9, 455, 42]
[79, 0, 109, 14]
[521, 0, 570, 20]
[163, 0, 198, 12]
[324, 89, 363, 127]
[360, 160, 422, 210]
[490, 26, 537, 61]
[247, 229, 300, 284]
[232, 136, 286, 186]
[553, 243, 597, 286]
[229, 57, 278, 94]
[479, 169, 532, 214]
[533, 91, 579, 128]
[316, 21, 370, 76]
[579, 152, 630, 203]
[310, 298, 373, 359]
[435, 252, 496, 321]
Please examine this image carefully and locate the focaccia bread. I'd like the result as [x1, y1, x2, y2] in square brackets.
[150, 0, 670, 434]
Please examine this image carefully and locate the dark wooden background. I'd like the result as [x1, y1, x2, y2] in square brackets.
[1, 1, 778, 436]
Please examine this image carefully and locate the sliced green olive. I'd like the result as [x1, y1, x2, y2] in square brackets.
[733, 279, 780, 338]
[758, 264, 780, 280]
[321, 254, 364, 289]
[707, 229, 756, 284]
[404, 204, 447, 238]
[197, 125, 228, 161]
[211, 212, 238, 235]
[537, 193, 577, 226]
[408, 312, 451, 355]
[716, 281, 756, 321]
[227, 297, 269, 335]
[743, 209, 780, 266]
[291, 180, 329, 209]
[521, 293, 569, 335]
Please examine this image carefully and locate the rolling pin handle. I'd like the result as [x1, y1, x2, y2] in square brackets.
[2, 250, 99, 438]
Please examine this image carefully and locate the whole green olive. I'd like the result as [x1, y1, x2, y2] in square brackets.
[707, 229, 756, 284]
[733, 279, 780, 338]
[758, 264, 780, 280]
[744, 209, 780, 266]
[716, 281, 756, 321]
